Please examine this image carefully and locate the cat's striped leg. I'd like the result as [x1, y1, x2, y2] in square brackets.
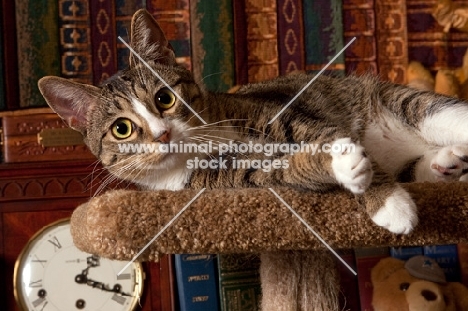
[331, 135, 418, 233]
[363, 165, 418, 234]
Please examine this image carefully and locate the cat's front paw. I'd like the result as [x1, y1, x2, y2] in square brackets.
[330, 138, 373, 194]
[371, 186, 418, 234]
[431, 145, 468, 181]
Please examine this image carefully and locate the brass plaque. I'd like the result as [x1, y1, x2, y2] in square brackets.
[38, 128, 85, 147]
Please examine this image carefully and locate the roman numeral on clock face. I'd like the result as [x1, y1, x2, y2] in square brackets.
[32, 297, 47, 308]
[47, 236, 62, 251]
[112, 293, 127, 305]
[29, 279, 42, 288]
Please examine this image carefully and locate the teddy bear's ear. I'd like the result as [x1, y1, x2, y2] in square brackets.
[371, 257, 406, 284]
[445, 282, 468, 309]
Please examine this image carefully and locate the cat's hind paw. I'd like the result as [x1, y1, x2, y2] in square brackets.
[371, 186, 418, 235]
[330, 138, 373, 194]
[431, 145, 468, 181]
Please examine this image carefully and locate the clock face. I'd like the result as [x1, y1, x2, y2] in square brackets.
[14, 219, 144, 311]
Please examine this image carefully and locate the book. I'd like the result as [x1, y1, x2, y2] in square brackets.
[390, 246, 423, 261]
[217, 254, 261, 311]
[423, 244, 461, 282]
[354, 247, 389, 311]
[1, 0, 19, 110]
[89, 0, 117, 84]
[457, 243, 468, 287]
[58, 0, 93, 84]
[190, 0, 235, 92]
[232, 0, 248, 85]
[342, 0, 378, 76]
[276, 0, 305, 75]
[115, 0, 144, 70]
[15, 0, 60, 107]
[336, 249, 360, 311]
[1, 111, 95, 163]
[147, 0, 192, 70]
[175, 254, 220, 311]
[245, 0, 279, 82]
[374, 0, 408, 83]
[406, 0, 468, 72]
[303, 0, 345, 75]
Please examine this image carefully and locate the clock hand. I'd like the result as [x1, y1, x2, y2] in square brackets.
[74, 273, 132, 296]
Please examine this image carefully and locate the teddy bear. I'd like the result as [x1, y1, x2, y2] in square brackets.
[406, 49, 468, 100]
[371, 255, 468, 311]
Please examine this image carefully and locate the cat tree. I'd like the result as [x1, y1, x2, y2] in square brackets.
[71, 182, 468, 310]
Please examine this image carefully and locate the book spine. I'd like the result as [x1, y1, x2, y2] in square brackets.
[423, 244, 461, 282]
[276, 0, 305, 75]
[390, 246, 423, 261]
[245, 0, 279, 82]
[406, 0, 468, 71]
[175, 254, 220, 311]
[232, 0, 248, 85]
[190, 0, 235, 92]
[58, 0, 93, 84]
[15, 0, 60, 107]
[89, 0, 117, 85]
[354, 247, 389, 311]
[115, 0, 144, 70]
[457, 243, 468, 287]
[375, 0, 408, 83]
[342, 0, 378, 76]
[1, 0, 19, 110]
[147, 0, 192, 71]
[217, 254, 261, 311]
[303, 0, 345, 75]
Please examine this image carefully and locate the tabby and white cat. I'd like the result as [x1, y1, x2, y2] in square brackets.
[39, 10, 468, 235]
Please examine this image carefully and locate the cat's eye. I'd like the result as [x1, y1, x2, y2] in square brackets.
[111, 118, 133, 139]
[155, 88, 176, 110]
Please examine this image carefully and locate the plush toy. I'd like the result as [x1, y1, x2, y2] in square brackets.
[406, 49, 468, 100]
[371, 256, 468, 311]
[433, 0, 468, 33]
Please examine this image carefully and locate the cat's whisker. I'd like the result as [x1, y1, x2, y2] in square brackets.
[189, 136, 253, 160]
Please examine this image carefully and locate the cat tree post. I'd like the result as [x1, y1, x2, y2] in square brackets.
[70, 182, 468, 310]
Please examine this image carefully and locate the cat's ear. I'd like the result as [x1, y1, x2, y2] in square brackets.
[129, 9, 176, 67]
[38, 76, 100, 135]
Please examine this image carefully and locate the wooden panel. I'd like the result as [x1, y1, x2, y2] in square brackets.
[0, 160, 158, 310]
[3, 210, 75, 311]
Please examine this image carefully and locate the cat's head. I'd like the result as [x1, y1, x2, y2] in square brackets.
[38, 9, 206, 189]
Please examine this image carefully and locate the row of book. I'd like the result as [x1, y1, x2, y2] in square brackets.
[159, 243, 468, 311]
[159, 253, 261, 311]
[2, 0, 468, 111]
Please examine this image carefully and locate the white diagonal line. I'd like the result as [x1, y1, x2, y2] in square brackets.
[268, 37, 357, 124]
[268, 188, 357, 275]
[118, 36, 207, 125]
[117, 188, 206, 276]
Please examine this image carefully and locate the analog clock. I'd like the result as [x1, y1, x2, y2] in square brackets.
[14, 219, 144, 311]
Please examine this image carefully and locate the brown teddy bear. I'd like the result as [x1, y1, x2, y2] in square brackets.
[371, 255, 468, 311]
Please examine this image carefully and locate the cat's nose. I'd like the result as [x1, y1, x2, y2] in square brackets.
[155, 130, 171, 143]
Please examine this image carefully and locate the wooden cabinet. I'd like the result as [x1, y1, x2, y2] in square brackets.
[0, 160, 163, 310]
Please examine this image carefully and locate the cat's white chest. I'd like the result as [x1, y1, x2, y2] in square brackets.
[363, 109, 428, 175]
[139, 167, 193, 191]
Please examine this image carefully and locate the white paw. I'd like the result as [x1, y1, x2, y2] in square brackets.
[330, 138, 373, 194]
[371, 186, 418, 234]
[430, 145, 468, 181]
